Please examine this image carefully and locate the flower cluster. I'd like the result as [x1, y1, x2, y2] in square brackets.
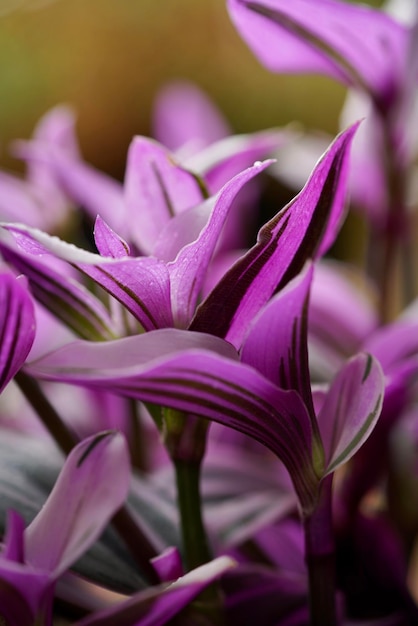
[0, 0, 417, 624]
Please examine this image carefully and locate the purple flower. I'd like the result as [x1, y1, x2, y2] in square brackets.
[18, 113, 285, 250]
[0, 123, 358, 350]
[0, 431, 130, 626]
[0, 106, 79, 229]
[227, 0, 418, 229]
[25, 265, 385, 515]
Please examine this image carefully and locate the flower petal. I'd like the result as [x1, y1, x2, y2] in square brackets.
[14, 143, 127, 235]
[0, 232, 117, 341]
[0, 561, 49, 626]
[308, 260, 378, 379]
[27, 328, 239, 373]
[363, 320, 418, 376]
[183, 128, 289, 193]
[1, 225, 173, 331]
[152, 80, 230, 156]
[75, 556, 235, 626]
[317, 353, 384, 475]
[93, 216, 130, 259]
[0, 272, 35, 393]
[227, 0, 407, 105]
[241, 263, 313, 410]
[27, 333, 318, 509]
[25, 431, 131, 578]
[124, 137, 205, 254]
[164, 160, 272, 326]
[150, 547, 183, 583]
[0, 172, 45, 227]
[14, 105, 79, 203]
[191, 123, 357, 347]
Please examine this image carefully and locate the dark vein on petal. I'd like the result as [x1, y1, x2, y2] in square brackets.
[80, 265, 160, 331]
[275, 146, 345, 292]
[190, 208, 292, 336]
[1, 247, 114, 339]
[361, 353, 373, 383]
[77, 431, 113, 467]
[151, 159, 176, 218]
[242, 1, 371, 93]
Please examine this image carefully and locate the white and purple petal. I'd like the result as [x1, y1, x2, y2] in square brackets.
[317, 352, 384, 475]
[0, 232, 118, 341]
[25, 431, 130, 578]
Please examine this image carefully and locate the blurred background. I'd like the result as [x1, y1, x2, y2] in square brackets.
[0, 0, 382, 180]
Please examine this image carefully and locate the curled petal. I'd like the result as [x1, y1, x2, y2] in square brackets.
[94, 216, 130, 259]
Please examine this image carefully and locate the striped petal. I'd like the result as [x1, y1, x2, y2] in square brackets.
[1, 225, 173, 331]
[165, 160, 272, 327]
[191, 123, 357, 347]
[27, 331, 319, 510]
[0, 272, 35, 393]
[317, 352, 384, 475]
[0, 234, 117, 341]
[124, 137, 205, 255]
[227, 0, 407, 107]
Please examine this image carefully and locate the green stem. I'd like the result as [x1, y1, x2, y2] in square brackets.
[174, 459, 212, 571]
[163, 408, 225, 622]
[15, 370, 160, 584]
[163, 409, 212, 568]
[303, 476, 337, 626]
[174, 458, 225, 626]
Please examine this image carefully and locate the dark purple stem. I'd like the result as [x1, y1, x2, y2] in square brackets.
[303, 475, 337, 626]
[375, 112, 410, 323]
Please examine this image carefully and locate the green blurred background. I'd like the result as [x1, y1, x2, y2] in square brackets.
[0, 0, 383, 179]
